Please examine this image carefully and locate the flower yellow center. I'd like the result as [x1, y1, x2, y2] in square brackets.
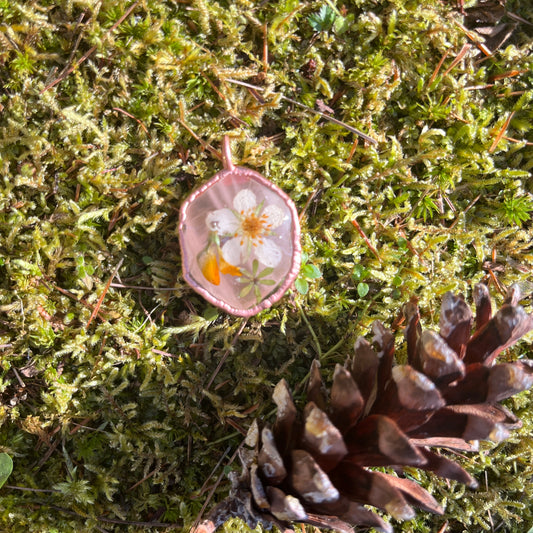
[241, 212, 265, 240]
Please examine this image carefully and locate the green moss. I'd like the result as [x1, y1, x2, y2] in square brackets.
[0, 0, 532, 531]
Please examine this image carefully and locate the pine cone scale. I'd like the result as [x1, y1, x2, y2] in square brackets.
[372, 470, 444, 514]
[465, 305, 533, 365]
[418, 448, 478, 488]
[345, 414, 427, 467]
[301, 402, 347, 471]
[329, 461, 416, 521]
[289, 449, 339, 504]
[418, 329, 466, 384]
[439, 292, 473, 357]
[258, 426, 287, 484]
[329, 364, 365, 433]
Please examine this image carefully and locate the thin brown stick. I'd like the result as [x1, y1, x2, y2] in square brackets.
[345, 138, 358, 164]
[449, 194, 481, 229]
[241, 403, 260, 416]
[489, 111, 515, 153]
[497, 90, 525, 97]
[151, 349, 181, 359]
[487, 267, 507, 296]
[68, 416, 95, 435]
[449, 111, 469, 124]
[262, 23, 268, 74]
[225, 418, 247, 436]
[206, 319, 248, 390]
[11, 366, 25, 388]
[397, 228, 428, 268]
[112, 107, 150, 136]
[299, 188, 320, 223]
[197, 446, 231, 497]
[86, 258, 124, 329]
[464, 84, 495, 91]
[110, 282, 177, 291]
[442, 43, 472, 78]
[201, 73, 226, 101]
[177, 117, 221, 160]
[127, 468, 157, 492]
[191, 441, 245, 532]
[453, 19, 492, 56]
[55, 12, 87, 80]
[351, 218, 382, 263]
[5, 485, 58, 493]
[225, 78, 378, 145]
[489, 69, 526, 82]
[41, 2, 139, 93]
[428, 49, 450, 86]
[502, 135, 533, 146]
[35, 438, 61, 470]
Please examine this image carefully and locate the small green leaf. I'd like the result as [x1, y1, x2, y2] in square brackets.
[295, 278, 309, 295]
[352, 264, 368, 281]
[259, 279, 277, 286]
[254, 285, 261, 302]
[239, 284, 253, 298]
[258, 267, 274, 278]
[308, 5, 337, 32]
[357, 282, 369, 298]
[0, 453, 13, 489]
[302, 264, 321, 279]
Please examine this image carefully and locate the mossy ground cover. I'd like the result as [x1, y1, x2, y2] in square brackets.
[0, 0, 532, 532]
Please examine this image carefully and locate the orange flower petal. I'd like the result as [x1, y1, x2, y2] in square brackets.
[198, 250, 220, 285]
[219, 256, 242, 277]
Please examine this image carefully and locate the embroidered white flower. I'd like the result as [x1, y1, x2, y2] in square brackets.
[206, 189, 285, 268]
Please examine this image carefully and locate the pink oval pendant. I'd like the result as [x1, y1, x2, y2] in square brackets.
[179, 137, 301, 317]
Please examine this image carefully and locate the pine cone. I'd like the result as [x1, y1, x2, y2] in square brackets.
[195, 284, 533, 533]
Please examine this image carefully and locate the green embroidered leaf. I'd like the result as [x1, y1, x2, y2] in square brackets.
[295, 278, 309, 295]
[357, 282, 369, 298]
[0, 453, 13, 489]
[302, 264, 321, 279]
[258, 267, 274, 278]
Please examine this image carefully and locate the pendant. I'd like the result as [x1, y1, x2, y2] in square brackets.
[179, 136, 301, 317]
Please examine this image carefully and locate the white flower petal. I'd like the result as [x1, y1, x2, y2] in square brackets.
[255, 239, 282, 268]
[206, 208, 240, 235]
[233, 189, 257, 213]
[221, 237, 245, 266]
[262, 204, 285, 230]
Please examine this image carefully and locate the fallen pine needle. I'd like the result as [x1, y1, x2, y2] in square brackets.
[489, 111, 515, 153]
[86, 258, 124, 329]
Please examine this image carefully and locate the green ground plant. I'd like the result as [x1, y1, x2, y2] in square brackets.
[0, 0, 532, 532]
